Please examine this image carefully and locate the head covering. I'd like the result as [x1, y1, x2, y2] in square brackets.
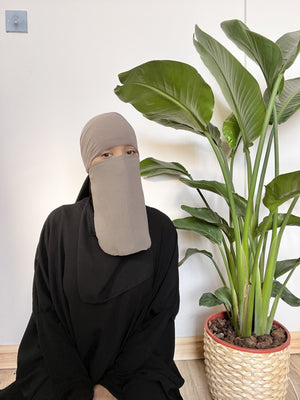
[80, 112, 151, 256]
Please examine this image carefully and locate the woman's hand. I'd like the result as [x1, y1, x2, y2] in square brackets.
[93, 384, 117, 400]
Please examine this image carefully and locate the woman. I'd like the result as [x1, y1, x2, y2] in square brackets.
[0, 112, 184, 400]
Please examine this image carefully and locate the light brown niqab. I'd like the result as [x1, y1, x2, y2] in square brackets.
[80, 112, 151, 256]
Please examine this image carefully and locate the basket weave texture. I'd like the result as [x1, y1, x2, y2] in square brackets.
[204, 329, 290, 400]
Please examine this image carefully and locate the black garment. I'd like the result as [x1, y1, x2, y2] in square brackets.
[1, 183, 184, 400]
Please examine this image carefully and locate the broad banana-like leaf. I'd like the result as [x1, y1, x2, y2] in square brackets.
[263, 170, 300, 212]
[178, 248, 213, 266]
[256, 213, 300, 235]
[272, 281, 300, 306]
[276, 30, 300, 72]
[221, 19, 282, 91]
[222, 113, 241, 150]
[214, 287, 232, 309]
[264, 78, 300, 124]
[194, 25, 266, 148]
[140, 157, 190, 178]
[199, 292, 223, 307]
[180, 178, 247, 217]
[181, 205, 234, 242]
[182, 205, 224, 224]
[173, 216, 223, 244]
[115, 60, 214, 134]
[275, 258, 300, 279]
[206, 122, 222, 146]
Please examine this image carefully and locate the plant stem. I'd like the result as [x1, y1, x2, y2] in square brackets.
[188, 173, 211, 208]
[204, 130, 245, 331]
[242, 74, 283, 266]
[218, 244, 239, 334]
[266, 264, 298, 333]
[253, 128, 274, 233]
[261, 196, 299, 331]
[224, 240, 238, 291]
[271, 106, 279, 243]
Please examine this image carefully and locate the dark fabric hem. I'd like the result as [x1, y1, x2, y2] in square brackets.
[59, 378, 94, 400]
[0, 382, 26, 400]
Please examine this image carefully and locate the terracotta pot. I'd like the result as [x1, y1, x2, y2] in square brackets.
[204, 311, 291, 400]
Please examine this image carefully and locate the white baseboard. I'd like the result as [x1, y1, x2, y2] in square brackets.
[1, 332, 300, 368]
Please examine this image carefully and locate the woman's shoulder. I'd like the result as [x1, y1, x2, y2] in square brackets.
[146, 206, 176, 237]
[42, 198, 89, 233]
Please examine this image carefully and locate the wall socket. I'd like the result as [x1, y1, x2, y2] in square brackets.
[6, 10, 28, 33]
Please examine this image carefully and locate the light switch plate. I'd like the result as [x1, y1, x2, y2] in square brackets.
[6, 10, 28, 33]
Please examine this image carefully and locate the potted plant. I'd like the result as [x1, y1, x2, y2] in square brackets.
[114, 20, 300, 399]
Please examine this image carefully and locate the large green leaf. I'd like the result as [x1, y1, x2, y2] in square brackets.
[276, 30, 300, 71]
[265, 78, 300, 124]
[181, 205, 234, 241]
[214, 287, 232, 309]
[194, 25, 266, 148]
[206, 122, 222, 146]
[181, 205, 223, 224]
[173, 216, 223, 244]
[180, 178, 247, 217]
[140, 157, 190, 178]
[199, 292, 223, 307]
[263, 171, 300, 211]
[115, 60, 214, 134]
[256, 213, 300, 235]
[222, 113, 241, 150]
[272, 281, 300, 306]
[178, 248, 213, 266]
[221, 19, 282, 91]
[275, 258, 300, 279]
[199, 287, 232, 308]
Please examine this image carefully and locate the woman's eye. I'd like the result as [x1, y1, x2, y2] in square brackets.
[101, 152, 112, 158]
[127, 149, 137, 155]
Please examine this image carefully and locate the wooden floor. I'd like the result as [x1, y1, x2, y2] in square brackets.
[0, 356, 299, 399]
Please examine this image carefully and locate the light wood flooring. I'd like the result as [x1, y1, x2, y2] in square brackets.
[0, 356, 299, 399]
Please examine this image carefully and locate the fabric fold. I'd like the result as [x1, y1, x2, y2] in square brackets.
[77, 199, 153, 304]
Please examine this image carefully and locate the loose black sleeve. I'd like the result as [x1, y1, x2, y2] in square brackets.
[99, 210, 184, 399]
[32, 217, 94, 400]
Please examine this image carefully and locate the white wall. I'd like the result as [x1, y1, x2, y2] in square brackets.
[0, 0, 299, 344]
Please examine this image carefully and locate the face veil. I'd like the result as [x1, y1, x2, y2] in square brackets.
[80, 112, 151, 256]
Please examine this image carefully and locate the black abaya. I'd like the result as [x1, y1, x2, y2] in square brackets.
[0, 185, 184, 400]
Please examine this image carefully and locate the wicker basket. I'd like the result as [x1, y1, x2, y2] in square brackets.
[204, 312, 291, 400]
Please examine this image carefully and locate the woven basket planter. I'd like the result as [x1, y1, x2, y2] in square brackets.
[204, 312, 291, 400]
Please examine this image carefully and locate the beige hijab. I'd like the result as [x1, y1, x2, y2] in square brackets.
[80, 112, 151, 256]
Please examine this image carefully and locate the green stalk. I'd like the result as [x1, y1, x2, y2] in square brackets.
[241, 146, 253, 280]
[204, 131, 248, 335]
[254, 267, 263, 334]
[259, 234, 268, 282]
[239, 74, 283, 336]
[210, 255, 228, 288]
[230, 136, 242, 177]
[266, 264, 297, 333]
[246, 212, 274, 335]
[252, 128, 274, 234]
[242, 74, 283, 270]
[204, 132, 242, 247]
[261, 196, 299, 332]
[187, 173, 211, 209]
[244, 147, 253, 195]
[260, 236, 278, 332]
[218, 244, 239, 334]
[224, 240, 238, 291]
[271, 106, 279, 243]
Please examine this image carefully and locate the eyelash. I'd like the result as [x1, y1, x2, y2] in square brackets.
[101, 152, 112, 158]
[101, 149, 137, 158]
